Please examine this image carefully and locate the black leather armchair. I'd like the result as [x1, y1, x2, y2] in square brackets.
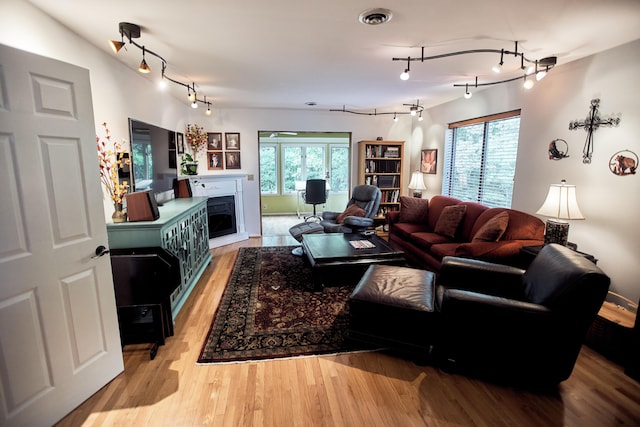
[435, 243, 610, 385]
[320, 184, 381, 233]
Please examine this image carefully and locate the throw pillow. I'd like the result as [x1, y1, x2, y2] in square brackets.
[434, 205, 467, 238]
[472, 211, 510, 242]
[398, 196, 429, 224]
[336, 204, 366, 224]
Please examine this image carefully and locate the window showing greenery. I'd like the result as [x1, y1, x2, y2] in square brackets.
[132, 141, 152, 184]
[259, 132, 350, 198]
[259, 145, 277, 193]
[330, 146, 349, 192]
[442, 110, 521, 208]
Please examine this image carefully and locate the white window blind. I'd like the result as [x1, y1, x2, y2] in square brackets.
[442, 111, 521, 208]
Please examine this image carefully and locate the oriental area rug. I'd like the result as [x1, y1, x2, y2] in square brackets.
[198, 246, 368, 363]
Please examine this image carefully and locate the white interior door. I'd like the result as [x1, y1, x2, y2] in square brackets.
[0, 44, 123, 426]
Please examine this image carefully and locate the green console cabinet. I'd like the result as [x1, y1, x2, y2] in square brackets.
[107, 197, 212, 318]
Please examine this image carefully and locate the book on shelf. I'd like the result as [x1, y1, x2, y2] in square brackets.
[384, 147, 400, 158]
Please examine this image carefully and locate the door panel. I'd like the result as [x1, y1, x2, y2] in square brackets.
[0, 44, 123, 427]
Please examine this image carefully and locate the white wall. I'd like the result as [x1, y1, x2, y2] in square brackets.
[3, 0, 638, 302]
[414, 39, 640, 303]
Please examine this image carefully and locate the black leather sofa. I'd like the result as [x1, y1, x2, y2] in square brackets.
[348, 244, 611, 386]
[435, 243, 610, 384]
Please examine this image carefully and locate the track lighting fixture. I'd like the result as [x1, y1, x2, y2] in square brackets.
[138, 46, 151, 73]
[392, 42, 557, 99]
[523, 75, 534, 90]
[492, 49, 504, 73]
[330, 100, 424, 120]
[109, 21, 214, 115]
[400, 57, 410, 80]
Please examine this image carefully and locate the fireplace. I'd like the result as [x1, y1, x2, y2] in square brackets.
[207, 195, 236, 238]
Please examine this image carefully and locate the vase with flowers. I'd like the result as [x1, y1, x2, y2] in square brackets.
[182, 124, 207, 175]
[97, 122, 131, 223]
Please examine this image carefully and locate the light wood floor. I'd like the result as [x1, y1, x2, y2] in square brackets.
[56, 237, 640, 427]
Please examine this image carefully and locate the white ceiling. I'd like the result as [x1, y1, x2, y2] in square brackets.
[28, 0, 640, 113]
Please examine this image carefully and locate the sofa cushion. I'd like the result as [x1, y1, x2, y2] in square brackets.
[429, 242, 461, 260]
[458, 202, 490, 241]
[399, 196, 430, 224]
[409, 232, 453, 251]
[472, 211, 509, 242]
[427, 195, 461, 229]
[336, 203, 366, 224]
[434, 204, 467, 238]
[392, 222, 431, 240]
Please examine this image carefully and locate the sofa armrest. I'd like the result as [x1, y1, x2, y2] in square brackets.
[439, 256, 526, 299]
[386, 210, 400, 224]
[438, 287, 551, 318]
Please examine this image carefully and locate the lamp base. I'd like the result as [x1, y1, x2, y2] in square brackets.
[412, 191, 423, 198]
[544, 219, 569, 246]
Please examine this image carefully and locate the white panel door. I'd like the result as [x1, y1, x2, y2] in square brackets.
[0, 44, 123, 427]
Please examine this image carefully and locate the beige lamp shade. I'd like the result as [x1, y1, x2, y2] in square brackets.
[536, 180, 585, 220]
[408, 171, 426, 191]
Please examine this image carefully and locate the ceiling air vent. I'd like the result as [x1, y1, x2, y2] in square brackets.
[358, 8, 393, 25]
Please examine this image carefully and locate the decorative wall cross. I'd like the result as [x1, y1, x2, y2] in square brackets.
[569, 98, 621, 164]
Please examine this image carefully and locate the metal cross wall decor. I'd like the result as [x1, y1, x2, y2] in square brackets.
[569, 98, 621, 164]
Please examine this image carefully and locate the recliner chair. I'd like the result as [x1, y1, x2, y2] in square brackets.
[320, 184, 382, 233]
[434, 243, 610, 385]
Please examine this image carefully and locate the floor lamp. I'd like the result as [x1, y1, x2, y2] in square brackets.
[536, 179, 585, 246]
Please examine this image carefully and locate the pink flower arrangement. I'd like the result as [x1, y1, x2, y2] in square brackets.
[96, 122, 131, 205]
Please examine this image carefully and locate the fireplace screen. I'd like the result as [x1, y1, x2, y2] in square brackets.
[207, 196, 236, 238]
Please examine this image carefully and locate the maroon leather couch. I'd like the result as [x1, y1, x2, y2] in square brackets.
[386, 195, 545, 272]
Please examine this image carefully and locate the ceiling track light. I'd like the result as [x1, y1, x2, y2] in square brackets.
[392, 41, 557, 98]
[109, 21, 214, 115]
[330, 100, 424, 118]
[400, 57, 410, 80]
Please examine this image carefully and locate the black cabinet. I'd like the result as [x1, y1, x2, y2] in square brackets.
[110, 247, 180, 359]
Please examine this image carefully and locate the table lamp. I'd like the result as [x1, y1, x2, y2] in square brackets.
[536, 179, 585, 246]
[408, 171, 426, 198]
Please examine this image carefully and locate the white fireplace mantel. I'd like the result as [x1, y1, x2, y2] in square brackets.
[189, 174, 249, 248]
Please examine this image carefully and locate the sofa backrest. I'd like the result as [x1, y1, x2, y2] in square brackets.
[457, 201, 490, 241]
[427, 195, 461, 229]
[472, 208, 545, 241]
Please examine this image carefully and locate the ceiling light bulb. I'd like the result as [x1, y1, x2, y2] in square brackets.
[400, 69, 410, 80]
[464, 91, 472, 99]
[206, 105, 212, 116]
[393, 113, 398, 122]
[191, 100, 198, 109]
[523, 77, 534, 90]
[536, 69, 548, 81]
[526, 65, 535, 75]
[158, 78, 167, 89]
[410, 107, 417, 116]
[188, 91, 195, 102]
[418, 112, 424, 121]
[492, 63, 502, 73]
[138, 58, 150, 73]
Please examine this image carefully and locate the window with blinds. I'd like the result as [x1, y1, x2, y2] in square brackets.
[442, 110, 521, 208]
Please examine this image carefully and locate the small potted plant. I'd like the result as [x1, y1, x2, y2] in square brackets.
[180, 153, 199, 175]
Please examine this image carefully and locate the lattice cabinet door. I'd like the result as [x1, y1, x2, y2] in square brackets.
[177, 214, 195, 287]
[161, 222, 184, 306]
[191, 203, 209, 268]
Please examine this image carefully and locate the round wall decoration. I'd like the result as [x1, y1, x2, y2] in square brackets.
[548, 138, 569, 160]
[609, 149, 637, 176]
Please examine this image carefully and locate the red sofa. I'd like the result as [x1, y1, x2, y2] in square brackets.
[386, 195, 545, 272]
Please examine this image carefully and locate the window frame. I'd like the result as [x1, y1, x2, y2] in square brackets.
[442, 109, 521, 208]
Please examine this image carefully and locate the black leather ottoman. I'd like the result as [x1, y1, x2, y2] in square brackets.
[348, 264, 437, 360]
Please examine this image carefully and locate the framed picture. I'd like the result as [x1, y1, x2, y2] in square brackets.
[177, 132, 185, 154]
[421, 149, 437, 174]
[207, 132, 222, 150]
[168, 131, 176, 149]
[225, 132, 240, 150]
[225, 151, 241, 169]
[208, 152, 223, 170]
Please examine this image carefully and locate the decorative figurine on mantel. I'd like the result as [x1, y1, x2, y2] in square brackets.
[569, 98, 621, 164]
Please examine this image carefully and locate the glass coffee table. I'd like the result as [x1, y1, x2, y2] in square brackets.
[301, 233, 405, 290]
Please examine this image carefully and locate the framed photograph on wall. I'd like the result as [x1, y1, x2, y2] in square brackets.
[421, 149, 437, 174]
[208, 152, 223, 170]
[225, 151, 241, 169]
[207, 132, 222, 150]
[177, 132, 185, 154]
[225, 132, 240, 150]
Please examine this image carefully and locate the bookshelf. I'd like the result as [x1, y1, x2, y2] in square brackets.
[358, 140, 404, 220]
